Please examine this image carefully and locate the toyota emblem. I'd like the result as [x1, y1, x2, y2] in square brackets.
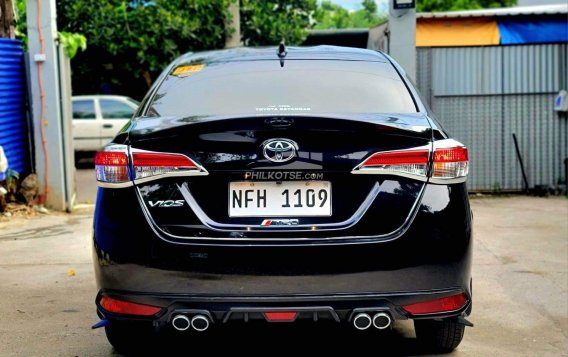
[262, 139, 298, 163]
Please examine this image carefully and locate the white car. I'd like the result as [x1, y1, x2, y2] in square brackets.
[72, 95, 139, 153]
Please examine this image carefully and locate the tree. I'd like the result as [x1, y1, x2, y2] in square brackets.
[0, 0, 16, 38]
[313, 0, 385, 30]
[417, 0, 517, 12]
[240, 0, 317, 46]
[54, 0, 233, 98]
[362, 0, 378, 22]
[14, 1, 321, 98]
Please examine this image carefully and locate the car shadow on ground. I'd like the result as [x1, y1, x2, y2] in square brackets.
[111, 322, 444, 356]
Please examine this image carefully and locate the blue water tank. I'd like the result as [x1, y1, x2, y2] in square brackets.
[0, 38, 29, 175]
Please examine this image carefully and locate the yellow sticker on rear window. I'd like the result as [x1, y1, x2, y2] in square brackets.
[172, 64, 205, 77]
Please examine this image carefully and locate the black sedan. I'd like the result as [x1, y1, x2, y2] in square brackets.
[92, 45, 473, 353]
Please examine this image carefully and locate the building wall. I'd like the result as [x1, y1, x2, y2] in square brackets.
[518, 0, 567, 6]
[417, 44, 568, 191]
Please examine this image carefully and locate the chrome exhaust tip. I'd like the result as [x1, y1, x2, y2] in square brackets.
[353, 313, 372, 330]
[172, 314, 191, 331]
[191, 315, 210, 332]
[372, 312, 392, 330]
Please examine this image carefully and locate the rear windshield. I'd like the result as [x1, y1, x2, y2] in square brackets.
[147, 60, 417, 117]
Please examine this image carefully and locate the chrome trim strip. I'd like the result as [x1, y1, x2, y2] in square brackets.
[133, 170, 208, 185]
[132, 180, 427, 245]
[351, 169, 429, 182]
[429, 176, 467, 184]
[96, 180, 134, 188]
[177, 181, 381, 232]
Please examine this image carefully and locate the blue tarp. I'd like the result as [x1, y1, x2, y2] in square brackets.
[498, 18, 568, 45]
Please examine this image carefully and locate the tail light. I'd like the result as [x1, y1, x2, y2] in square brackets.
[131, 150, 207, 183]
[352, 139, 468, 183]
[353, 148, 430, 179]
[95, 145, 131, 186]
[431, 145, 468, 183]
[95, 145, 207, 187]
[401, 293, 468, 315]
[100, 296, 162, 316]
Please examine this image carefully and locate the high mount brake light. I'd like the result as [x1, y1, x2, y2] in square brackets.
[95, 145, 207, 187]
[352, 139, 468, 183]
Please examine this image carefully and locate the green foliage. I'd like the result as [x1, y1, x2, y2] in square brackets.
[58, 32, 87, 59]
[314, 0, 385, 30]
[18, 1, 389, 97]
[14, 0, 27, 47]
[57, 0, 232, 73]
[361, 0, 378, 21]
[240, 0, 317, 46]
[53, 0, 234, 97]
[417, 0, 517, 12]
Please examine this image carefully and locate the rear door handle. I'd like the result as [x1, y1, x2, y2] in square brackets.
[103, 124, 113, 128]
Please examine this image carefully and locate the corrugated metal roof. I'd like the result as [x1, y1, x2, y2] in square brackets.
[418, 4, 567, 19]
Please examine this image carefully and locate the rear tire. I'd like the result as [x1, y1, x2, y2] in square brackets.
[414, 318, 465, 353]
[104, 322, 156, 354]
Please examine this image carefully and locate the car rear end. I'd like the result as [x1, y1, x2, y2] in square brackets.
[92, 47, 472, 353]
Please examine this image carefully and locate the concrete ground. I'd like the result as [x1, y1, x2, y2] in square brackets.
[75, 161, 97, 204]
[0, 196, 566, 356]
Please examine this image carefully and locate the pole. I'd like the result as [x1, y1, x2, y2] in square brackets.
[388, 0, 416, 82]
[26, 0, 72, 210]
[512, 133, 529, 194]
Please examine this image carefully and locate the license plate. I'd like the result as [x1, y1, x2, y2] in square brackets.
[229, 181, 331, 217]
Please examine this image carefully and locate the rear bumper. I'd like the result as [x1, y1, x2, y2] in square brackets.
[93, 182, 473, 324]
[96, 288, 472, 328]
[94, 255, 471, 296]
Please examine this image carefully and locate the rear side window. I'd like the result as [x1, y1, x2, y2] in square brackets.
[100, 100, 135, 119]
[148, 60, 417, 117]
[72, 100, 96, 119]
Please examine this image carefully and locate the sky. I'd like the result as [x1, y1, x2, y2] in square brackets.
[328, 0, 389, 12]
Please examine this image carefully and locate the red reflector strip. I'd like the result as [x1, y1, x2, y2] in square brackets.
[264, 311, 298, 322]
[402, 293, 468, 315]
[434, 147, 468, 163]
[95, 152, 128, 166]
[100, 296, 162, 316]
[362, 150, 429, 167]
[132, 152, 197, 168]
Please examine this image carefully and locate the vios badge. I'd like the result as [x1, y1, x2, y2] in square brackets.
[262, 138, 298, 163]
